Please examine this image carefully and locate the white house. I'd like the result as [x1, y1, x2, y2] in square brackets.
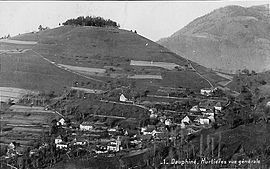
[143, 127, 155, 135]
[207, 115, 215, 123]
[190, 105, 200, 112]
[202, 110, 215, 117]
[73, 138, 87, 145]
[214, 102, 222, 111]
[54, 136, 62, 144]
[181, 116, 191, 124]
[164, 119, 172, 126]
[80, 122, 94, 131]
[56, 143, 68, 149]
[141, 127, 147, 133]
[57, 118, 65, 126]
[107, 137, 121, 152]
[8, 142, 16, 150]
[119, 94, 128, 102]
[199, 107, 207, 112]
[198, 118, 210, 125]
[180, 122, 186, 129]
[150, 112, 158, 119]
[149, 108, 156, 114]
[200, 88, 213, 96]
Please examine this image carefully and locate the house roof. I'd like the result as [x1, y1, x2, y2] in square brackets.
[81, 121, 94, 126]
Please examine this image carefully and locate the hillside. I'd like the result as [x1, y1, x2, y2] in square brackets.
[158, 4, 270, 74]
[5, 26, 226, 94]
[0, 42, 94, 94]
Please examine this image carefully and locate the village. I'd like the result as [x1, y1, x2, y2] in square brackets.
[1, 84, 238, 169]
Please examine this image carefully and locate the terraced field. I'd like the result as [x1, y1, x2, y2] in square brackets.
[57, 64, 106, 76]
[0, 87, 35, 102]
[0, 106, 59, 146]
[127, 74, 162, 80]
[0, 39, 37, 45]
[130, 60, 182, 70]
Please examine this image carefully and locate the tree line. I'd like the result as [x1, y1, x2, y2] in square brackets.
[62, 16, 120, 28]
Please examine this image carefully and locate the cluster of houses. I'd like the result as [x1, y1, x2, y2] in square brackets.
[140, 98, 224, 138]
[2, 86, 227, 165]
[52, 118, 136, 155]
[5, 141, 49, 159]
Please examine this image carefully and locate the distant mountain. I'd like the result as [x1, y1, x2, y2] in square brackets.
[158, 4, 270, 74]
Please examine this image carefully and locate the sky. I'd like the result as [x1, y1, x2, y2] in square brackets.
[0, 1, 269, 41]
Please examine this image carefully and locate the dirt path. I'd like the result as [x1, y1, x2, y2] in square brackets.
[30, 50, 106, 84]
[188, 60, 214, 88]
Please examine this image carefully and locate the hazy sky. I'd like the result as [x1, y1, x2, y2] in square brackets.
[0, 1, 269, 41]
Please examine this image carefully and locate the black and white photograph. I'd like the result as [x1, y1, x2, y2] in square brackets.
[0, 1, 270, 169]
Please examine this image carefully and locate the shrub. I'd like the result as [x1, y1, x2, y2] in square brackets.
[63, 16, 120, 28]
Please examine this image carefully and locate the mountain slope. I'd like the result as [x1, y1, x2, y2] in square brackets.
[0, 43, 94, 94]
[0, 25, 229, 95]
[158, 4, 270, 74]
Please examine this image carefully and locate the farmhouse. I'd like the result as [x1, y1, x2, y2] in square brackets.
[181, 115, 193, 124]
[202, 110, 215, 117]
[200, 88, 213, 96]
[55, 135, 63, 144]
[214, 102, 222, 111]
[195, 117, 210, 125]
[72, 138, 87, 146]
[120, 94, 128, 102]
[57, 118, 65, 126]
[190, 105, 200, 112]
[107, 137, 121, 152]
[164, 119, 172, 126]
[142, 125, 156, 135]
[56, 143, 68, 149]
[80, 121, 94, 131]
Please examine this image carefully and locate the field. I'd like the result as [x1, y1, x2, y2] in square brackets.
[0, 39, 37, 45]
[162, 70, 211, 89]
[71, 87, 104, 94]
[58, 64, 106, 74]
[0, 87, 35, 102]
[0, 49, 30, 54]
[127, 74, 162, 80]
[130, 60, 182, 70]
[215, 72, 233, 80]
[0, 42, 102, 94]
[0, 105, 59, 146]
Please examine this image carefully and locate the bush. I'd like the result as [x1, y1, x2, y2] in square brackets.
[63, 16, 120, 28]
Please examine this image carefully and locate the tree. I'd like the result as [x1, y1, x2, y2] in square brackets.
[62, 16, 119, 28]
[242, 69, 250, 75]
[38, 25, 43, 31]
[251, 70, 257, 75]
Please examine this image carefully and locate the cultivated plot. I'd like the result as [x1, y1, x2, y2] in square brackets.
[130, 60, 182, 70]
